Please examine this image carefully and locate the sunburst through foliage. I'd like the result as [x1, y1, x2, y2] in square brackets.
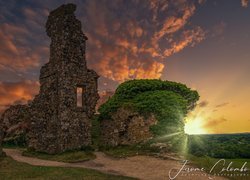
[184, 116, 208, 135]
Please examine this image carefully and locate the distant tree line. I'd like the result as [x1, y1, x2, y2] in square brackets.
[188, 134, 250, 158]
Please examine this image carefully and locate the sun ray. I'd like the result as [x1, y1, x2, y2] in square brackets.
[184, 116, 208, 135]
[155, 132, 182, 140]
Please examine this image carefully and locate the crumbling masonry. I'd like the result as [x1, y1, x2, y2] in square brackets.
[27, 4, 99, 154]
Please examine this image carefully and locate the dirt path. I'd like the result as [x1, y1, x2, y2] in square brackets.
[4, 148, 227, 180]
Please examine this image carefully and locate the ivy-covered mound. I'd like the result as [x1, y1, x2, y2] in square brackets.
[99, 79, 199, 136]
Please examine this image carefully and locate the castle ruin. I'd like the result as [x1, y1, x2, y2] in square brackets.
[27, 4, 99, 154]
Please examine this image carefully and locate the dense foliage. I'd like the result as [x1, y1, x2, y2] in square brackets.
[188, 133, 250, 158]
[99, 79, 199, 136]
[115, 79, 199, 106]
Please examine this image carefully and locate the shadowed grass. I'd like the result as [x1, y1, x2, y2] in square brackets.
[22, 149, 96, 163]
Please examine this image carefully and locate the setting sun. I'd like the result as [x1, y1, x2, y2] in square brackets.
[184, 117, 208, 135]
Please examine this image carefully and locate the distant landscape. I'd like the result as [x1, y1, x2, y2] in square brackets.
[188, 133, 250, 158]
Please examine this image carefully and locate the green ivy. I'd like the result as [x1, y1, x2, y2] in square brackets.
[98, 79, 199, 136]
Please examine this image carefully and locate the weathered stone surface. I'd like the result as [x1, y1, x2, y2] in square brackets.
[27, 3, 99, 154]
[0, 121, 4, 156]
[0, 104, 29, 155]
[100, 107, 157, 146]
[0, 3, 99, 154]
[0, 105, 29, 138]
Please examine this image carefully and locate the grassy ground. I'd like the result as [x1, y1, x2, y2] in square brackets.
[0, 156, 135, 180]
[187, 155, 250, 180]
[22, 149, 96, 163]
[102, 145, 145, 158]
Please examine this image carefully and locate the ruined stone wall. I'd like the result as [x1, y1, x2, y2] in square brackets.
[0, 105, 29, 155]
[0, 121, 4, 156]
[100, 107, 157, 146]
[0, 105, 29, 138]
[27, 4, 99, 154]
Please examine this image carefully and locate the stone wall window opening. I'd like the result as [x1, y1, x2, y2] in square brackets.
[77, 86, 84, 107]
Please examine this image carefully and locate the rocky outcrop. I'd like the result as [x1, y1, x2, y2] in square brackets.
[27, 4, 99, 154]
[100, 107, 157, 146]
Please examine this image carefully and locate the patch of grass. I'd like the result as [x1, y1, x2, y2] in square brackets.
[187, 155, 250, 180]
[22, 149, 96, 163]
[0, 156, 135, 180]
[102, 146, 141, 158]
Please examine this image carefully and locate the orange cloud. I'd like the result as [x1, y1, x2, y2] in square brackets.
[90, 45, 164, 82]
[203, 117, 227, 129]
[83, 0, 205, 82]
[163, 27, 205, 57]
[129, 60, 164, 80]
[152, 4, 195, 43]
[241, 0, 249, 7]
[149, 0, 169, 22]
[0, 80, 39, 112]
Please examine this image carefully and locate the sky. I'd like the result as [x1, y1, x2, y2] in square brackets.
[0, 0, 249, 134]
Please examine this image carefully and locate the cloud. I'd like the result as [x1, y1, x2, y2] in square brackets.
[0, 80, 39, 112]
[198, 0, 206, 5]
[81, 0, 206, 82]
[198, 100, 209, 108]
[163, 27, 205, 57]
[0, 2, 50, 76]
[152, 3, 195, 43]
[241, 0, 249, 7]
[0, 22, 49, 72]
[215, 102, 229, 108]
[0, 0, 206, 85]
[203, 117, 227, 128]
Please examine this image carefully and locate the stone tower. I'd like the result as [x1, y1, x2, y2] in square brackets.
[28, 4, 99, 154]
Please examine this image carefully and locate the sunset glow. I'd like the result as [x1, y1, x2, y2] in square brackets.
[184, 117, 208, 135]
